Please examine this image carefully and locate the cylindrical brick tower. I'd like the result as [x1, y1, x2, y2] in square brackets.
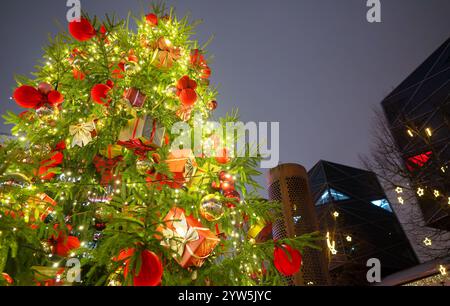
[268, 163, 330, 286]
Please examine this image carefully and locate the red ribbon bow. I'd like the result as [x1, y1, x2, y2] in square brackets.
[117, 139, 154, 157]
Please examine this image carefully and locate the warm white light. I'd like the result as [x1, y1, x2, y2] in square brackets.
[439, 265, 447, 276]
[423, 237, 432, 246]
[417, 188, 425, 197]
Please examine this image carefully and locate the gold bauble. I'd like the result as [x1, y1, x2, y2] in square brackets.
[199, 194, 224, 222]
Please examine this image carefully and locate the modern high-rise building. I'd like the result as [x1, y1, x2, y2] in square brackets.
[268, 164, 330, 286]
[308, 161, 419, 285]
[381, 37, 450, 230]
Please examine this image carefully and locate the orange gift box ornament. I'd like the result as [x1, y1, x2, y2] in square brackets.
[151, 37, 181, 69]
[158, 208, 219, 268]
[118, 111, 166, 149]
[165, 149, 198, 184]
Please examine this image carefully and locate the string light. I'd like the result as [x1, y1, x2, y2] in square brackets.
[425, 128, 432, 137]
[326, 232, 337, 255]
[346, 235, 352, 242]
[439, 265, 447, 276]
[407, 129, 414, 137]
[423, 237, 432, 246]
[395, 187, 403, 194]
[398, 197, 404, 205]
[417, 188, 425, 197]
[433, 190, 440, 198]
[332, 211, 339, 218]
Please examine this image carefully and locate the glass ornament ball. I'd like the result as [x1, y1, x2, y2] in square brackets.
[199, 194, 225, 222]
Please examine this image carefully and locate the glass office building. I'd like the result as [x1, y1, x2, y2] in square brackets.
[381, 38, 450, 230]
[308, 161, 419, 285]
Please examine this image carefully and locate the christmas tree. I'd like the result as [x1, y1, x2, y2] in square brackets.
[0, 5, 317, 286]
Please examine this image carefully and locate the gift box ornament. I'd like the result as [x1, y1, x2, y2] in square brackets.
[118, 114, 166, 148]
[124, 88, 147, 108]
[166, 149, 198, 184]
[99, 144, 123, 159]
[151, 37, 181, 69]
[25, 193, 57, 224]
[247, 219, 272, 242]
[157, 207, 220, 268]
[188, 162, 221, 187]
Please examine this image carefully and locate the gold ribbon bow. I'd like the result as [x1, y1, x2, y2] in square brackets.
[69, 122, 96, 148]
[161, 212, 200, 258]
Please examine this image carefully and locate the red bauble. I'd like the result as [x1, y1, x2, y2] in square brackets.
[91, 84, 112, 105]
[179, 89, 197, 106]
[13, 85, 43, 109]
[47, 90, 64, 105]
[273, 244, 302, 277]
[207, 100, 218, 111]
[69, 17, 96, 42]
[219, 171, 234, 183]
[224, 190, 241, 208]
[220, 181, 235, 193]
[146, 13, 158, 26]
[117, 249, 163, 286]
[215, 148, 231, 165]
[176, 76, 198, 106]
[211, 181, 221, 191]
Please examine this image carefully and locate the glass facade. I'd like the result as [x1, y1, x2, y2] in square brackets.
[308, 160, 419, 285]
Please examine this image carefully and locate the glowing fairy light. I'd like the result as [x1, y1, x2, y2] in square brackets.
[417, 188, 425, 197]
[423, 237, 432, 246]
[439, 265, 447, 276]
[425, 128, 432, 137]
[407, 129, 414, 137]
[398, 197, 404, 205]
[326, 232, 337, 255]
[395, 187, 403, 194]
[433, 190, 440, 198]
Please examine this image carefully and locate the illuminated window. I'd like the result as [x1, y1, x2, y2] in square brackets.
[371, 199, 393, 212]
[316, 188, 350, 205]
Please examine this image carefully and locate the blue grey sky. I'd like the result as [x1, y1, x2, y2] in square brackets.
[1, 0, 449, 189]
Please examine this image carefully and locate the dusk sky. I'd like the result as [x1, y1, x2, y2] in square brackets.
[1, 0, 449, 189]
